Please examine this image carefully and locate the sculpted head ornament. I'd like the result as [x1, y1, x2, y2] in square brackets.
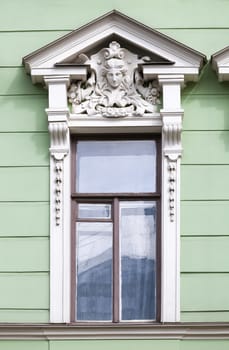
[102, 58, 127, 88]
[67, 41, 160, 117]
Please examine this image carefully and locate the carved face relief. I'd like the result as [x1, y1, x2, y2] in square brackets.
[106, 68, 123, 88]
[103, 58, 126, 88]
[67, 41, 160, 117]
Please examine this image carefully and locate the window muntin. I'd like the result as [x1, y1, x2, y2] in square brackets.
[72, 137, 160, 323]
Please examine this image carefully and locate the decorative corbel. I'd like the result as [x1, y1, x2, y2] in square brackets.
[48, 121, 69, 226]
[162, 115, 183, 222]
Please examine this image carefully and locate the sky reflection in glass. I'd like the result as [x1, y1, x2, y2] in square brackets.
[76, 222, 113, 321]
[76, 140, 156, 193]
[120, 201, 156, 320]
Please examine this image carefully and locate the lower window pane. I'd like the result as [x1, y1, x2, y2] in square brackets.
[76, 222, 113, 321]
[120, 201, 157, 320]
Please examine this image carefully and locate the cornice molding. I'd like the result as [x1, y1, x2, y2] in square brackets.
[1, 323, 229, 340]
[23, 10, 206, 85]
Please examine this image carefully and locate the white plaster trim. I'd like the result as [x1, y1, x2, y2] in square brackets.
[45, 77, 71, 323]
[45, 74, 184, 323]
[159, 75, 184, 322]
[1, 324, 229, 340]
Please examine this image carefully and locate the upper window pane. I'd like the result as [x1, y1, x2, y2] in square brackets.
[76, 140, 156, 193]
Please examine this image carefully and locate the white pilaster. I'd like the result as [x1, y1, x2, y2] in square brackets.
[159, 75, 184, 322]
[44, 75, 70, 109]
[45, 76, 71, 323]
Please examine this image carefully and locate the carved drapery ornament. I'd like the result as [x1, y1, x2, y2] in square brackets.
[68, 41, 160, 118]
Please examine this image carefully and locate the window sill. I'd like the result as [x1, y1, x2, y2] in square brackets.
[0, 323, 229, 339]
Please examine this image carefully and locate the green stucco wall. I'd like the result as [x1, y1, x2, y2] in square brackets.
[1, 1, 229, 346]
[1, 340, 229, 350]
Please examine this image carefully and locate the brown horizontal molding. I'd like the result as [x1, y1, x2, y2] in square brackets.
[1, 323, 229, 339]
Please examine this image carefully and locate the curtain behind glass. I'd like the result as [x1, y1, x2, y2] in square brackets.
[120, 201, 156, 320]
[76, 222, 113, 321]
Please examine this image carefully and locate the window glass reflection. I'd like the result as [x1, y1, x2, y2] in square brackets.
[120, 201, 156, 320]
[76, 222, 113, 321]
[76, 141, 156, 193]
[78, 203, 111, 219]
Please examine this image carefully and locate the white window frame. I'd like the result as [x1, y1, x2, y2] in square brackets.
[23, 10, 205, 323]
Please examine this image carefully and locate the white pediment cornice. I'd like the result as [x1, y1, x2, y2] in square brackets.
[23, 10, 206, 84]
[212, 46, 229, 81]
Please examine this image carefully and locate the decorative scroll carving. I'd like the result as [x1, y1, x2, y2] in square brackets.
[163, 121, 182, 161]
[48, 121, 69, 226]
[162, 117, 182, 222]
[68, 41, 160, 117]
[48, 122, 68, 160]
[168, 161, 176, 222]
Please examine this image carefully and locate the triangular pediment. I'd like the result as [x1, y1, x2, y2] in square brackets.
[212, 46, 229, 81]
[55, 34, 174, 66]
[23, 10, 206, 83]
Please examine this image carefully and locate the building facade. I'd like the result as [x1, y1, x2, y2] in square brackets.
[1, 1, 229, 349]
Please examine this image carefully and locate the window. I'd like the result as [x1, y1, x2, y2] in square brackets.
[23, 11, 205, 323]
[71, 137, 161, 322]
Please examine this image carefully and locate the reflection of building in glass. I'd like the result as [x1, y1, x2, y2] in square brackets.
[77, 254, 156, 321]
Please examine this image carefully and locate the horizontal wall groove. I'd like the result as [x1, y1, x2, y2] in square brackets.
[181, 271, 229, 274]
[0, 131, 48, 134]
[0, 165, 49, 168]
[0, 29, 69, 33]
[181, 199, 229, 202]
[183, 93, 229, 96]
[0, 65, 23, 68]
[0, 308, 49, 311]
[0, 272, 49, 275]
[182, 311, 229, 313]
[181, 272, 229, 275]
[0, 236, 49, 239]
[0, 201, 49, 203]
[183, 130, 229, 132]
[2, 27, 229, 33]
[181, 234, 229, 237]
[181, 164, 229, 166]
[182, 130, 229, 132]
[0, 94, 45, 97]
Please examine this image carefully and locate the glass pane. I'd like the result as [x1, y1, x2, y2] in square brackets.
[76, 140, 156, 193]
[78, 203, 111, 219]
[76, 222, 113, 321]
[120, 201, 156, 320]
